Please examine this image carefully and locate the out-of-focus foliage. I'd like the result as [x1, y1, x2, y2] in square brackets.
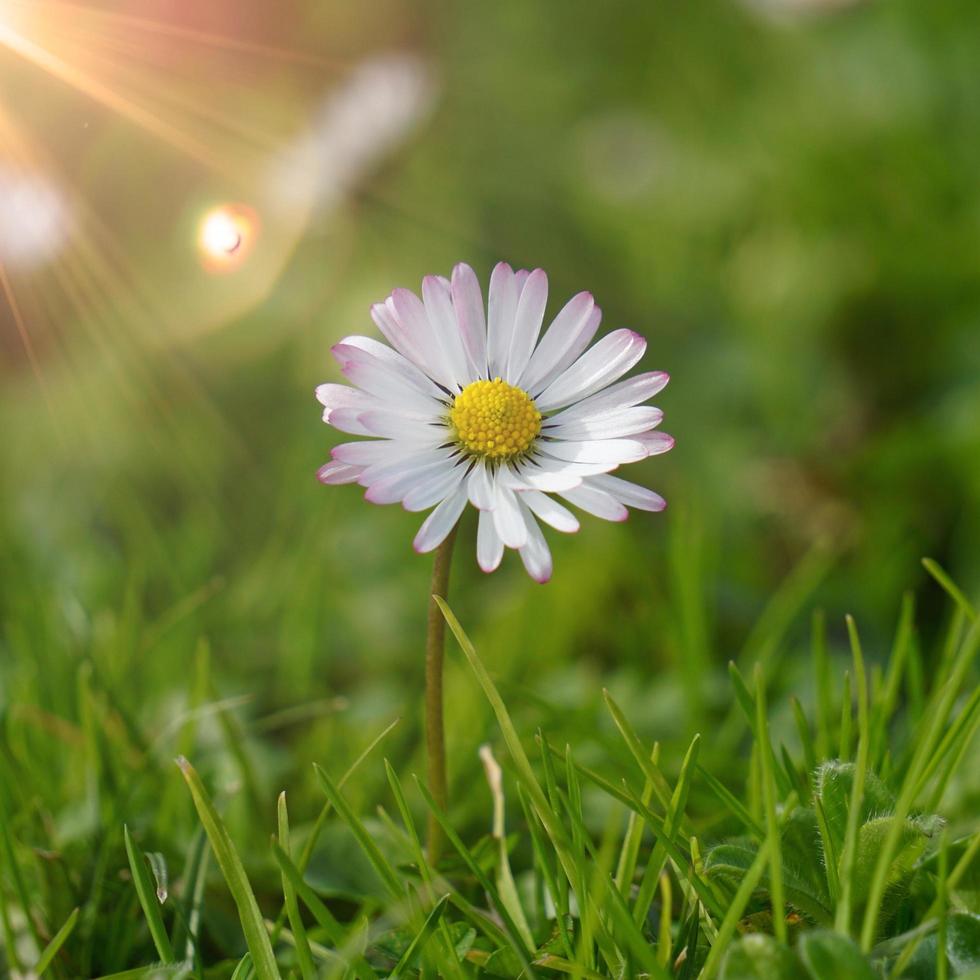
[0, 0, 979, 973]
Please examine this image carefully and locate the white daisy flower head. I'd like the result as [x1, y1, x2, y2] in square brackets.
[316, 262, 673, 583]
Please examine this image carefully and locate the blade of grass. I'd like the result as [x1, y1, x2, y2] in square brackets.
[813, 610, 833, 760]
[123, 825, 175, 963]
[413, 776, 538, 976]
[267, 718, 399, 947]
[835, 615, 869, 937]
[699, 840, 771, 980]
[838, 670, 852, 761]
[34, 906, 79, 977]
[175, 757, 279, 980]
[754, 664, 786, 943]
[922, 558, 977, 622]
[312, 763, 403, 899]
[870, 593, 914, 771]
[277, 794, 315, 980]
[614, 742, 660, 896]
[389, 894, 449, 979]
[270, 840, 378, 978]
[860, 614, 980, 950]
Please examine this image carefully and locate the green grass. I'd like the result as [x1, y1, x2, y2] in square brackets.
[0, 559, 977, 978]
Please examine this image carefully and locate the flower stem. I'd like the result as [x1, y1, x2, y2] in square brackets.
[425, 522, 459, 865]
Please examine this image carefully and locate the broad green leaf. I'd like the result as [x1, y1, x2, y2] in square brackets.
[814, 762, 893, 857]
[848, 816, 927, 913]
[175, 758, 279, 980]
[797, 931, 875, 979]
[720, 933, 802, 979]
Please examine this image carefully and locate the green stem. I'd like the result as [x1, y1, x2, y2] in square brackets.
[426, 523, 459, 864]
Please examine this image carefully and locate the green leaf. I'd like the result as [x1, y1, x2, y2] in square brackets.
[849, 816, 927, 911]
[814, 762, 893, 858]
[123, 825, 175, 963]
[797, 930, 875, 979]
[34, 906, 79, 977]
[175, 758, 279, 980]
[720, 933, 802, 979]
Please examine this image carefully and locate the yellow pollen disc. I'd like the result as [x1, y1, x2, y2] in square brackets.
[449, 377, 542, 460]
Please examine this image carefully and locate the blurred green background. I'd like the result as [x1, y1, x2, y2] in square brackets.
[1, 0, 979, 962]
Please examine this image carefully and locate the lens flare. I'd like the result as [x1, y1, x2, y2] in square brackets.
[197, 204, 256, 271]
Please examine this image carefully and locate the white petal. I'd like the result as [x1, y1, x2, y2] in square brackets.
[486, 262, 519, 379]
[451, 262, 488, 380]
[500, 460, 584, 493]
[358, 446, 457, 485]
[413, 483, 468, 553]
[332, 439, 406, 466]
[358, 410, 448, 442]
[519, 292, 598, 394]
[332, 337, 445, 410]
[520, 490, 579, 533]
[506, 268, 547, 383]
[535, 329, 647, 412]
[325, 406, 376, 436]
[634, 431, 675, 456]
[492, 480, 528, 549]
[544, 407, 664, 441]
[467, 462, 495, 510]
[403, 464, 467, 512]
[587, 474, 667, 512]
[364, 457, 455, 505]
[559, 484, 629, 522]
[547, 371, 669, 424]
[517, 502, 553, 583]
[477, 509, 504, 572]
[389, 287, 457, 390]
[422, 275, 470, 390]
[537, 438, 647, 465]
[371, 302, 430, 374]
[317, 460, 363, 485]
[315, 382, 371, 412]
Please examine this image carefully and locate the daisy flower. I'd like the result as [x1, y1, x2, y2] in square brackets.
[316, 262, 672, 582]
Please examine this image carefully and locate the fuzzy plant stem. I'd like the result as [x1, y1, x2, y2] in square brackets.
[425, 522, 459, 864]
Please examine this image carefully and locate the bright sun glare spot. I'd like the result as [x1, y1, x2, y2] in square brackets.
[197, 204, 256, 272]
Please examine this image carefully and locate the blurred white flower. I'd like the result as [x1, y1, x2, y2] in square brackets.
[0, 166, 70, 269]
[316, 263, 672, 582]
[268, 53, 436, 216]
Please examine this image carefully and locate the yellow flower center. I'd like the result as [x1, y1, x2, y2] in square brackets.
[449, 378, 542, 460]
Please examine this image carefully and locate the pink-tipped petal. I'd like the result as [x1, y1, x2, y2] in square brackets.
[506, 268, 548, 383]
[486, 262, 518, 379]
[538, 438, 648, 466]
[451, 262, 488, 379]
[635, 431, 675, 456]
[588, 473, 667, 512]
[517, 501, 553, 583]
[413, 483, 468, 553]
[544, 406, 664, 442]
[520, 490, 580, 533]
[559, 484, 629, 522]
[477, 508, 504, 572]
[519, 291, 598, 394]
[317, 460, 363, 485]
[535, 329, 647, 412]
[492, 481, 528, 549]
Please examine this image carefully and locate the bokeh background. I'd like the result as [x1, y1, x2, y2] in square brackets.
[1, 0, 979, 961]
